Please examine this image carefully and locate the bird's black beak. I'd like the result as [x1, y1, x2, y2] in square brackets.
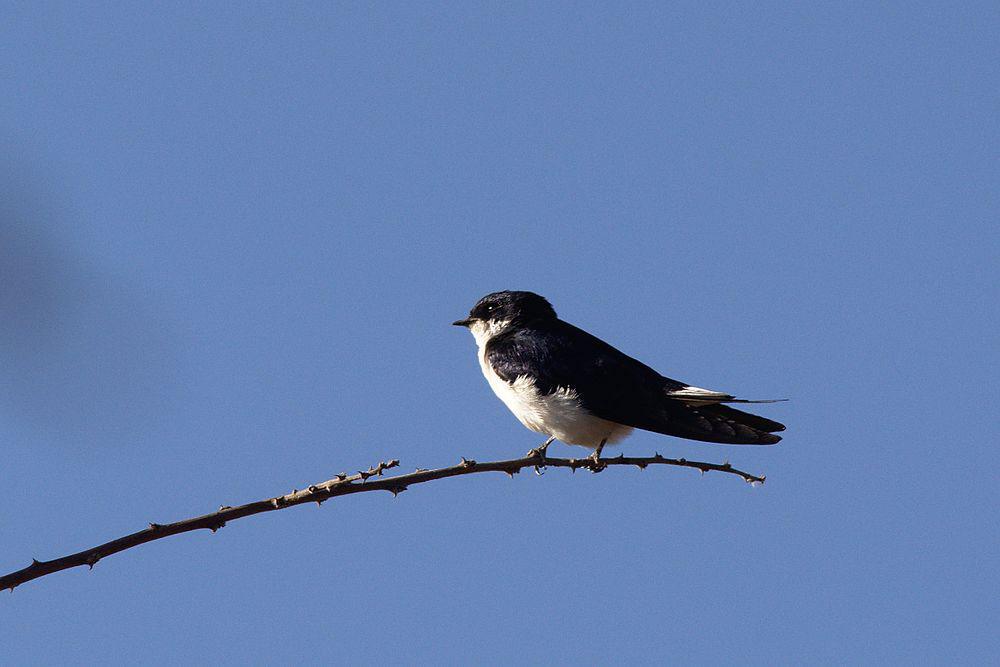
[452, 318, 474, 327]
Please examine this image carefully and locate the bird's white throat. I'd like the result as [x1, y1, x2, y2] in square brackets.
[469, 318, 511, 348]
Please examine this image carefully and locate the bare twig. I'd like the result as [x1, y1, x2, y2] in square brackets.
[1, 452, 763, 592]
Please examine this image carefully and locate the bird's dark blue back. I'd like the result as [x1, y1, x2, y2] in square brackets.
[486, 318, 683, 419]
[485, 318, 783, 444]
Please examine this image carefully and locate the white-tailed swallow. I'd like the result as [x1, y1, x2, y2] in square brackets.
[454, 291, 785, 461]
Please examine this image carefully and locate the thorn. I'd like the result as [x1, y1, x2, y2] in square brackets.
[86, 554, 101, 569]
[271, 498, 281, 508]
[315, 499, 325, 506]
[209, 521, 226, 533]
[31, 558, 41, 567]
[678, 458, 686, 464]
[219, 505, 232, 511]
[307, 485, 318, 494]
[460, 457, 475, 468]
[505, 470, 514, 478]
[617, 453, 625, 460]
[148, 523, 161, 531]
[533, 466, 545, 476]
[390, 485, 407, 497]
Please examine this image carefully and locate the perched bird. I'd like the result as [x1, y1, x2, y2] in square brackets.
[453, 291, 785, 463]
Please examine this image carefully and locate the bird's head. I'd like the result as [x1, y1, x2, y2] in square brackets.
[453, 291, 557, 344]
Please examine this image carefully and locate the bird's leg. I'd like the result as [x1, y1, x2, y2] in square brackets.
[527, 435, 556, 461]
[590, 439, 607, 471]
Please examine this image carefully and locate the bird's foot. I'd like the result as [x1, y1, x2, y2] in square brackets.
[589, 440, 607, 473]
[588, 451, 607, 473]
[526, 436, 555, 462]
[525, 446, 547, 460]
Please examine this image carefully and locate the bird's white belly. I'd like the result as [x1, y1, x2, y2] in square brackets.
[477, 347, 632, 449]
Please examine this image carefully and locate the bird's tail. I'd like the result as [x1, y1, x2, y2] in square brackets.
[659, 402, 785, 445]
[655, 385, 787, 444]
[704, 404, 785, 438]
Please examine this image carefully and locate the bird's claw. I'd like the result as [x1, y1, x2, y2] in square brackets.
[526, 436, 554, 462]
[588, 439, 607, 472]
[528, 447, 548, 475]
[526, 446, 547, 460]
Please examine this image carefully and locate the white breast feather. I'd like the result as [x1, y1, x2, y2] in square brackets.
[470, 321, 632, 449]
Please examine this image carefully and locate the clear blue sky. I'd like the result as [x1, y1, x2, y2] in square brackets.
[2, 3, 997, 664]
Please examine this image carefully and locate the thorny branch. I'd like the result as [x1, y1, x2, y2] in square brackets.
[1, 451, 764, 592]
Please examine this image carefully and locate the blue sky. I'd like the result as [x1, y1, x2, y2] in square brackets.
[1, 2, 997, 664]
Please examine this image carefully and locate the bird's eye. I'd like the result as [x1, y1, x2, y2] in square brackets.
[486, 305, 494, 311]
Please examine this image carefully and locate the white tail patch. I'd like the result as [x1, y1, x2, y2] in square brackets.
[666, 385, 733, 406]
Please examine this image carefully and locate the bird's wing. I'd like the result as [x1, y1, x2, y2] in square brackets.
[486, 320, 784, 445]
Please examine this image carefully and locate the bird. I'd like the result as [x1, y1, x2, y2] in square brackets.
[453, 290, 785, 464]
